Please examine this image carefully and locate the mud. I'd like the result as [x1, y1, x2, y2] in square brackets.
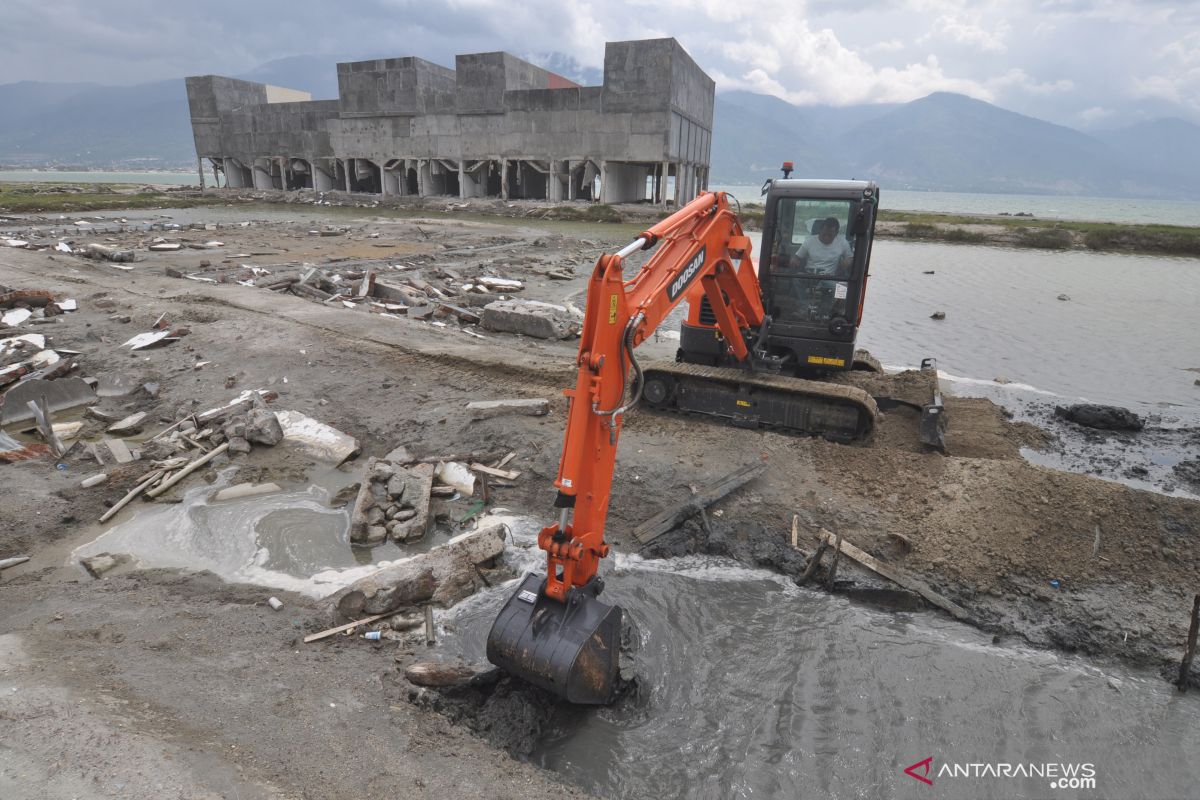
[2, 201, 1199, 797]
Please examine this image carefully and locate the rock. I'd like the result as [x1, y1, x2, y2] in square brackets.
[395, 508, 417, 522]
[328, 524, 508, 619]
[223, 415, 248, 440]
[387, 473, 407, 499]
[367, 506, 386, 526]
[929, 311, 946, 320]
[480, 299, 583, 340]
[106, 412, 148, 436]
[372, 461, 396, 480]
[1057, 293, 1071, 301]
[1174, 458, 1200, 489]
[1054, 403, 1144, 431]
[245, 408, 283, 446]
[465, 398, 550, 419]
[80, 552, 131, 578]
[365, 525, 389, 545]
[384, 445, 413, 464]
[227, 436, 252, 454]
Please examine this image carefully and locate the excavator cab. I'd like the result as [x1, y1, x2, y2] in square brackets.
[678, 178, 879, 374]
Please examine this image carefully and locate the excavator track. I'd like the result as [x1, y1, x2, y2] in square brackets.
[640, 361, 878, 443]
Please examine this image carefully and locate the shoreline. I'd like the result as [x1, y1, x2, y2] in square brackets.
[3, 181, 1199, 259]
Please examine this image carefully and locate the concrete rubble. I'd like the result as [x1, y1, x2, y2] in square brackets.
[466, 398, 550, 419]
[329, 523, 508, 619]
[480, 299, 583, 340]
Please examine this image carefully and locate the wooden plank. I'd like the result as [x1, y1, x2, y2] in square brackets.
[303, 611, 394, 643]
[0, 556, 30, 571]
[820, 531, 970, 620]
[99, 469, 164, 524]
[1178, 593, 1200, 692]
[634, 462, 766, 545]
[469, 462, 521, 481]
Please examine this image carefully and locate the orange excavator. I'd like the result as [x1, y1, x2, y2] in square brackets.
[487, 175, 944, 703]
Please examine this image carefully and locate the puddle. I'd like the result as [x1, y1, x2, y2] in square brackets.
[71, 468, 462, 597]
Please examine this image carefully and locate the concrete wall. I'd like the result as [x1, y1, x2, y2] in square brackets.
[187, 38, 713, 203]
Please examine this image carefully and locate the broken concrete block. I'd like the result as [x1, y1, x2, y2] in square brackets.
[245, 408, 283, 446]
[465, 398, 549, 420]
[384, 445, 412, 465]
[107, 412, 148, 435]
[392, 463, 435, 543]
[213, 482, 282, 502]
[80, 552, 131, 578]
[479, 299, 582, 340]
[227, 436, 252, 454]
[274, 410, 359, 464]
[328, 523, 508, 619]
[94, 438, 135, 464]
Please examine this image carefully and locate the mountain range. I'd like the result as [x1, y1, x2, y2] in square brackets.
[2, 55, 1198, 200]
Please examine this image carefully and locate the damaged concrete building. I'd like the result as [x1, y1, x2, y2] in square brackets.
[185, 38, 713, 206]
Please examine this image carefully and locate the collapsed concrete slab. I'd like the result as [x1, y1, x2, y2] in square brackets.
[329, 523, 507, 619]
[480, 299, 582, 340]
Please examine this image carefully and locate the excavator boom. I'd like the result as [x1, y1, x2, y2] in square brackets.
[487, 192, 764, 703]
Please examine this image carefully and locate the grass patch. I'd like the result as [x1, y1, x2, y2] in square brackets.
[941, 227, 987, 244]
[1017, 227, 1074, 250]
[0, 182, 225, 213]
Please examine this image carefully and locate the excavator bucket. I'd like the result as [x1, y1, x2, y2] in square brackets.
[486, 573, 623, 705]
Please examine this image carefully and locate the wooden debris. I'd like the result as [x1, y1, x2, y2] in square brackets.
[819, 531, 970, 620]
[145, 442, 230, 499]
[99, 469, 164, 524]
[824, 531, 843, 590]
[634, 462, 767, 544]
[1178, 593, 1200, 692]
[303, 611, 397, 644]
[0, 556, 31, 571]
[469, 462, 521, 481]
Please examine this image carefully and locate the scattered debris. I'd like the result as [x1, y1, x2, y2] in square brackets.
[80, 473, 109, 488]
[213, 482, 282, 502]
[329, 524, 508, 619]
[350, 456, 434, 546]
[435, 461, 475, 495]
[81, 243, 136, 263]
[0, 556, 31, 571]
[268, 596, 284, 611]
[634, 463, 767, 544]
[818, 530, 970, 620]
[1057, 293, 1071, 301]
[930, 311, 946, 320]
[480, 299, 583, 339]
[465, 398, 549, 419]
[0, 377, 95, 425]
[80, 552, 132, 578]
[274, 410, 359, 463]
[106, 411, 148, 436]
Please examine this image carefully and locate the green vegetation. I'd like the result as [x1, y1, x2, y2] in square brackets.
[1017, 226, 1074, 250]
[0, 182, 226, 213]
[879, 209, 1200, 257]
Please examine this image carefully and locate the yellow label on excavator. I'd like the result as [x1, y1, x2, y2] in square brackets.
[736, 399, 752, 407]
[807, 356, 845, 367]
[608, 294, 618, 324]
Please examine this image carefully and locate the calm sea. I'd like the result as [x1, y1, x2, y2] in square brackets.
[1, 170, 1196, 227]
[713, 183, 1200, 227]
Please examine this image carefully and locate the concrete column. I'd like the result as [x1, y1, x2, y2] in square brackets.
[599, 160, 608, 204]
[567, 161, 576, 200]
[342, 159, 351, 192]
[672, 162, 680, 206]
[197, 156, 206, 192]
[500, 158, 508, 200]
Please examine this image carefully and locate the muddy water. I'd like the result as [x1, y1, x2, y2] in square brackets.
[446, 527, 1200, 800]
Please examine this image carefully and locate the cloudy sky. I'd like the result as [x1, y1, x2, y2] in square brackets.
[3, 0, 1196, 128]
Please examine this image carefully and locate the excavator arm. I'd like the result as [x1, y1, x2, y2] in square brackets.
[545, 191, 763, 600]
[487, 192, 764, 703]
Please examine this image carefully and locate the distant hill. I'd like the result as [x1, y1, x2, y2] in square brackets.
[2, 63, 1199, 200]
[1093, 117, 1200, 188]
